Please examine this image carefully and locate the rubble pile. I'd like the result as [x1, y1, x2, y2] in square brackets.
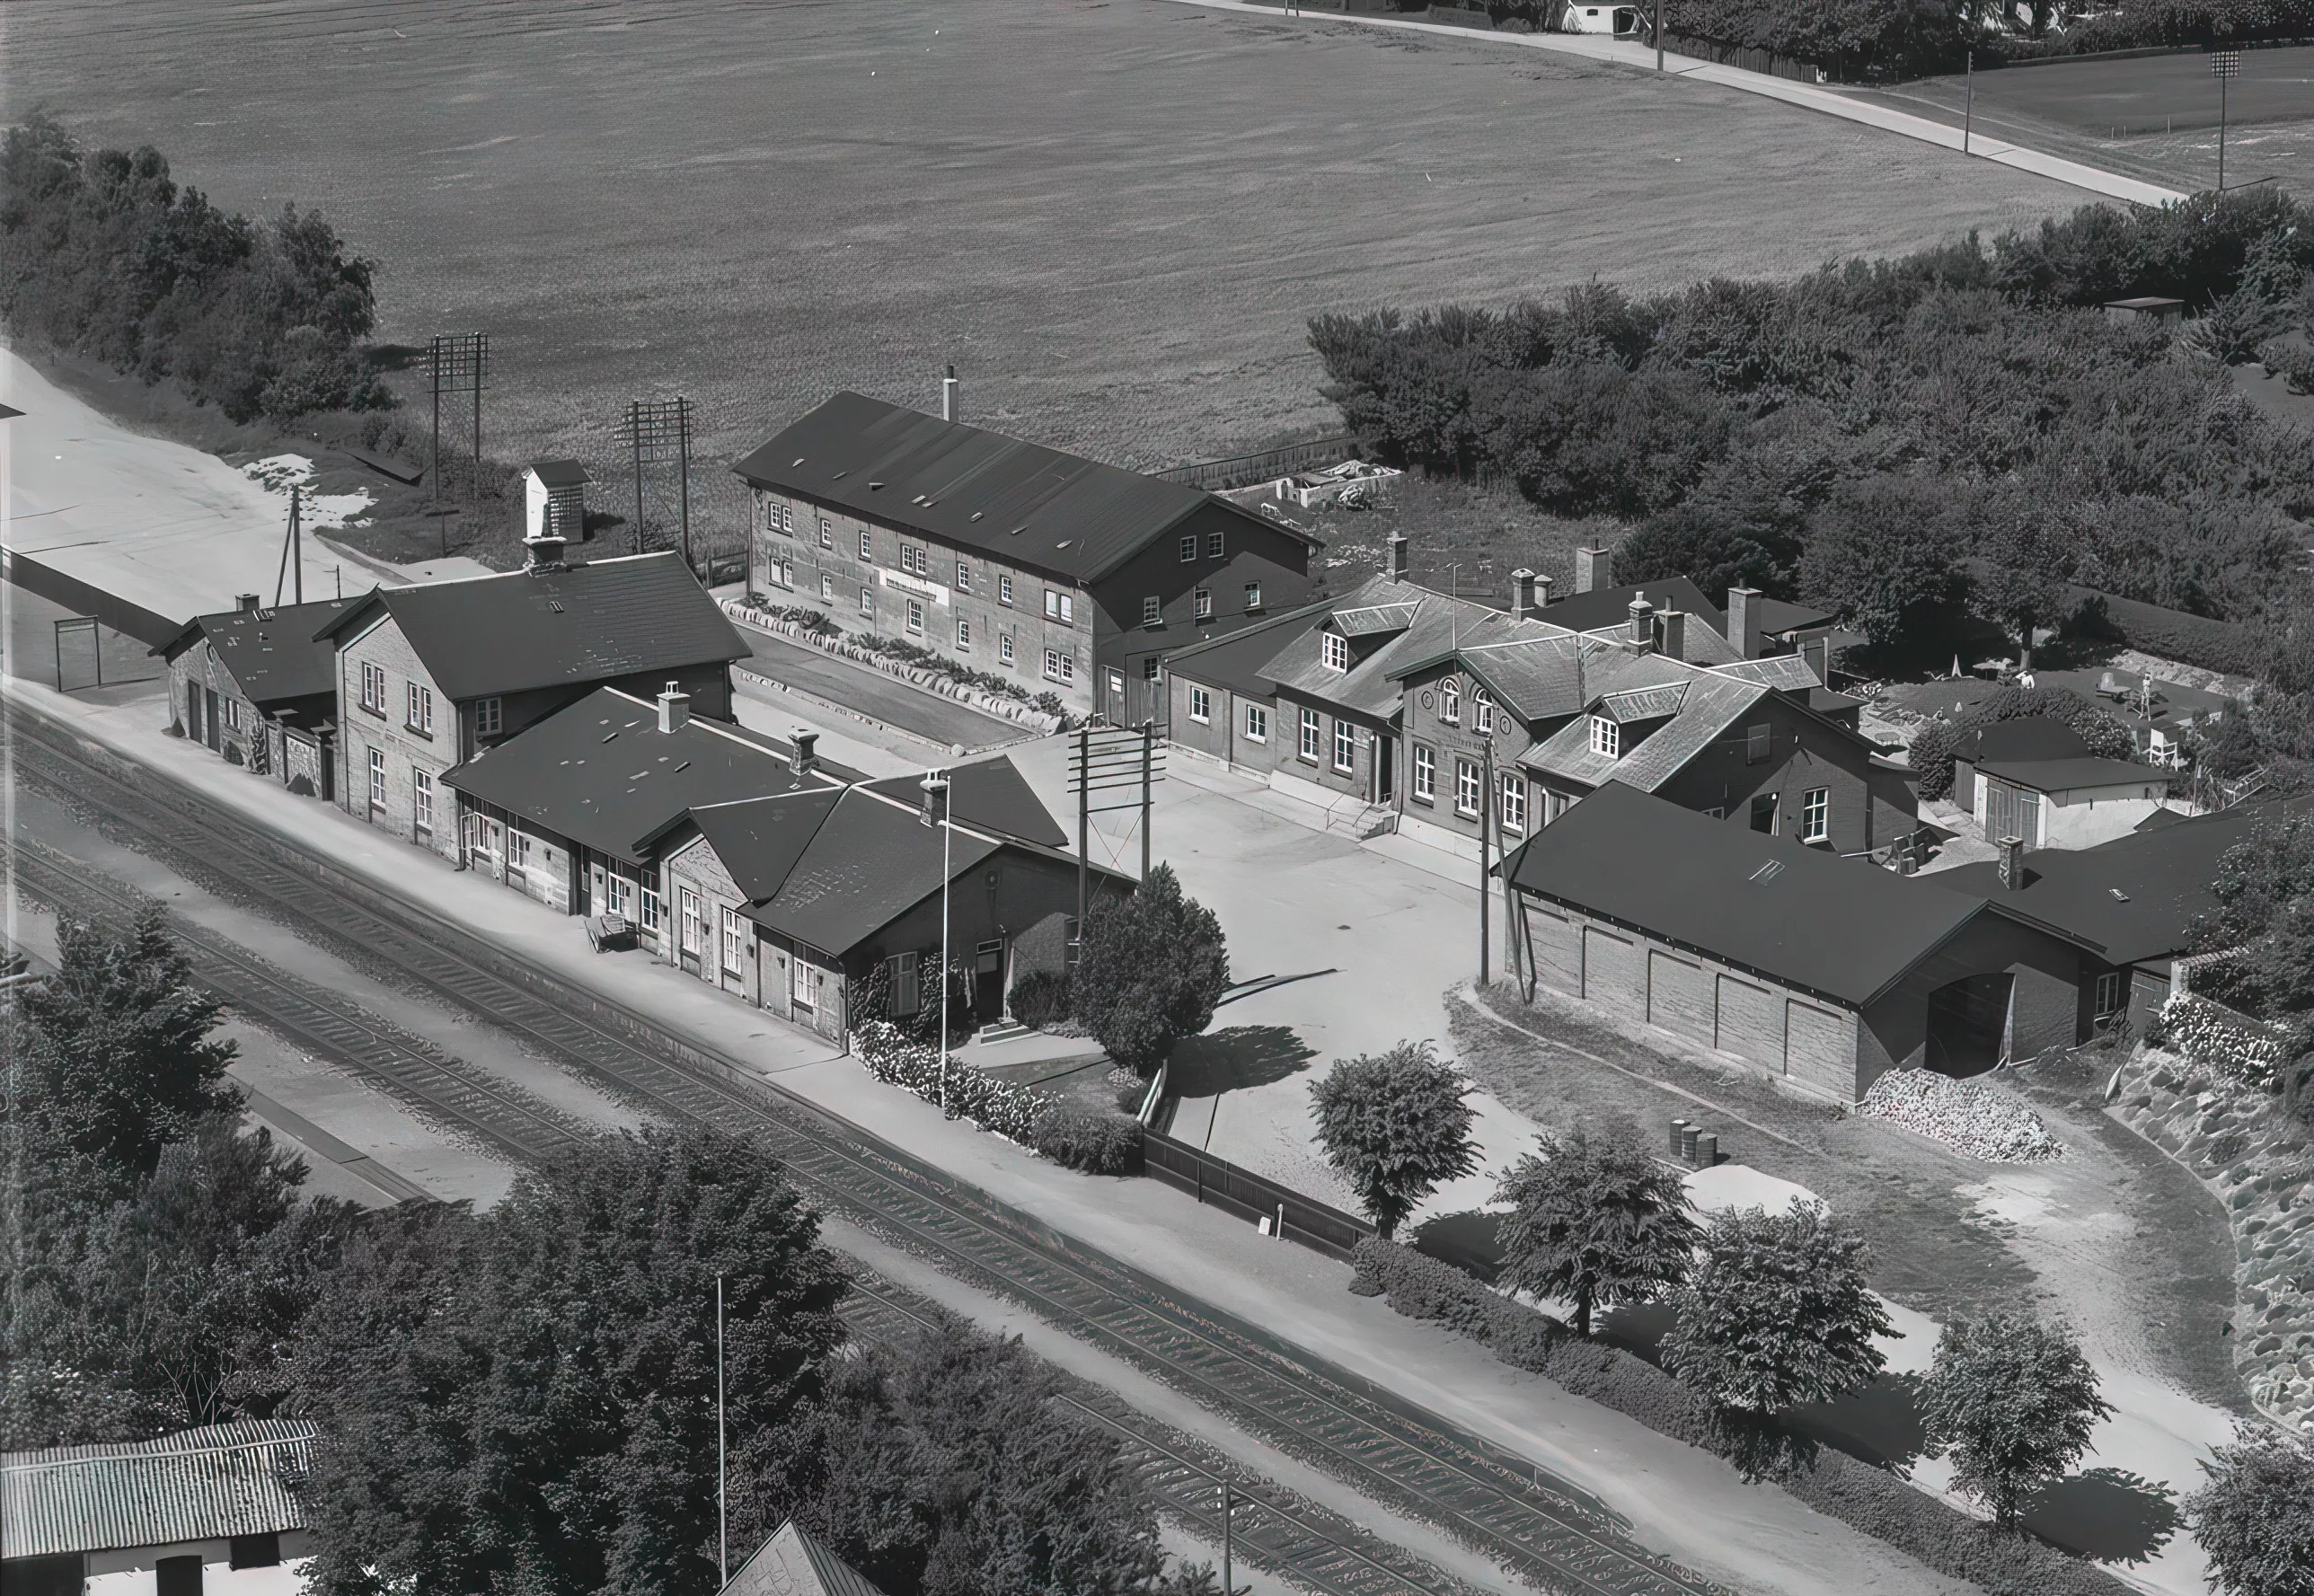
[1859, 1069, 2065, 1162]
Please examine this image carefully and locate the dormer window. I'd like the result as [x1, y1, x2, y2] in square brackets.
[1590, 716, 1621, 759]
[1321, 632, 1351, 673]
[1473, 687, 1495, 736]
[1439, 679, 1461, 724]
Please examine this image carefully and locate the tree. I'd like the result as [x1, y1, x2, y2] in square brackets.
[296, 1125, 850, 1596]
[1307, 1042, 1478, 1239]
[2196, 811, 2314, 1113]
[8, 910, 240, 1180]
[1797, 476, 1963, 649]
[1917, 1310, 2109, 1530]
[1071, 864, 1229, 1075]
[2186, 1425, 2314, 1596]
[1612, 496, 1802, 602]
[1493, 1122, 1698, 1339]
[785, 1319, 1170, 1596]
[1662, 1202, 1892, 1415]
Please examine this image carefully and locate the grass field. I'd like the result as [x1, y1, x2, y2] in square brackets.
[5, 0, 2091, 552]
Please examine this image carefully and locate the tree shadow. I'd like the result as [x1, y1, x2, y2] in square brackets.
[1784, 1372, 1930, 1471]
[2021, 1468, 2181, 1565]
[1409, 1209, 1506, 1281]
[1167, 1025, 1317, 1098]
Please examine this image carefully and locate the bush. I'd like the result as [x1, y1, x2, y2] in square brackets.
[1661, 0, 1970, 82]
[222, 741, 243, 766]
[1009, 968, 1073, 1031]
[1030, 1106, 1143, 1176]
[1908, 686, 2139, 803]
[852, 1019, 1051, 1143]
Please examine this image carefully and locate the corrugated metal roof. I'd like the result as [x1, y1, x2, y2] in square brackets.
[1, 1421, 314, 1557]
[723, 1521, 888, 1596]
[730, 393, 1313, 585]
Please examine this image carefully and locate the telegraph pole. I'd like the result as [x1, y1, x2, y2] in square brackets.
[1221, 1481, 1233, 1596]
[1964, 50, 1974, 155]
[291, 484, 303, 604]
[1479, 735, 1494, 985]
[1077, 724, 1091, 940]
[1656, 0, 1664, 71]
[1140, 721, 1153, 880]
[715, 1274, 728, 1590]
[923, 771, 953, 1112]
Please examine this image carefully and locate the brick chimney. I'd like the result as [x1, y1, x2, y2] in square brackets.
[790, 728, 819, 777]
[525, 528, 569, 573]
[1535, 573, 1554, 609]
[1727, 586, 1762, 660]
[1657, 609, 1687, 662]
[1626, 596, 1655, 652]
[1575, 546, 1605, 595]
[657, 682, 691, 735]
[1511, 569, 1539, 621]
[941, 363, 960, 424]
[1387, 533, 1409, 579]
[236, 593, 261, 613]
[1997, 835, 2026, 890]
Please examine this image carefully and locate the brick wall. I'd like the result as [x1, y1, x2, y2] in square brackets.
[1655, 696, 1882, 852]
[335, 614, 461, 863]
[752, 488, 1093, 713]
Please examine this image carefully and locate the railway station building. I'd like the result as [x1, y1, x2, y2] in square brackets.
[156, 595, 356, 798]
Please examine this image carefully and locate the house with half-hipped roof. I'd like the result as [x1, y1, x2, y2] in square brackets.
[1163, 538, 1908, 860]
[155, 595, 355, 798]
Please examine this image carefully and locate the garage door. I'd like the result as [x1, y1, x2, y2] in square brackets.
[1583, 925, 1646, 1018]
[1785, 999, 1856, 1099]
[1715, 973, 1783, 1071]
[1526, 905, 1583, 997]
[1648, 950, 1713, 1046]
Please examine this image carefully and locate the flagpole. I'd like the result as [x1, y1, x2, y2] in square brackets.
[716, 1274, 728, 1588]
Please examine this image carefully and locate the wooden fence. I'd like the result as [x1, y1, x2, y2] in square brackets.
[1155, 436, 1358, 493]
[1659, 29, 1833, 84]
[1141, 1129, 1376, 1261]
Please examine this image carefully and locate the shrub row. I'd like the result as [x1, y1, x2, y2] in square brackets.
[2159, 992, 2285, 1086]
[852, 1020, 1144, 1175]
[1351, 1239, 2135, 1596]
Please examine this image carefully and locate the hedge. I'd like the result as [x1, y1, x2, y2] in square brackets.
[1352, 1239, 2136, 1596]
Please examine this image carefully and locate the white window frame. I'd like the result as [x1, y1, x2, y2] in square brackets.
[679, 886, 702, 957]
[1000, 633, 1015, 665]
[1244, 704, 1267, 744]
[957, 617, 971, 650]
[359, 661, 385, 714]
[406, 681, 433, 736]
[1413, 743, 1435, 802]
[905, 597, 925, 635]
[1454, 757, 1480, 817]
[2094, 971, 2124, 1019]
[1194, 587, 1213, 621]
[1590, 716, 1621, 759]
[859, 528, 873, 561]
[1299, 707, 1320, 762]
[1801, 786, 1830, 843]
[475, 697, 503, 737]
[820, 574, 835, 602]
[1473, 687, 1494, 736]
[1044, 648, 1073, 684]
[956, 560, 971, 594]
[1207, 531, 1225, 559]
[1143, 595, 1161, 626]
[999, 574, 1014, 607]
[640, 870, 662, 934]
[791, 948, 815, 1011]
[1439, 680, 1460, 724]
[720, 905, 746, 977]
[1179, 535, 1197, 563]
[1499, 772, 1526, 833]
[817, 519, 834, 549]
[1333, 719, 1356, 773]
[1320, 632, 1350, 673]
[367, 746, 385, 811]
[1188, 685, 1212, 725]
[413, 768, 435, 834]
[860, 586, 875, 617]
[1245, 581, 1262, 613]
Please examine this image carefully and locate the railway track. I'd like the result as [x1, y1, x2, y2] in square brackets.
[4, 700, 1726, 1596]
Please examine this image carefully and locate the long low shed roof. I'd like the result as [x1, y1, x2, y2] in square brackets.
[1498, 784, 2091, 1008]
[1, 1421, 314, 1558]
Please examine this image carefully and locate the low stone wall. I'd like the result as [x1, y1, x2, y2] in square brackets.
[721, 600, 1065, 736]
[2110, 1047, 2314, 1433]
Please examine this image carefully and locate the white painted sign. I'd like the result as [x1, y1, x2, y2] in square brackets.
[879, 569, 950, 607]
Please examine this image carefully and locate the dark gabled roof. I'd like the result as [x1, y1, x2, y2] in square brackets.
[1499, 784, 2085, 1007]
[526, 459, 589, 488]
[1953, 717, 2092, 766]
[315, 552, 747, 701]
[1160, 597, 1335, 697]
[723, 1521, 888, 1596]
[1975, 756, 2167, 793]
[1931, 801, 2292, 966]
[1, 1421, 314, 1558]
[1536, 578, 1722, 636]
[731, 392, 1318, 586]
[749, 789, 1004, 956]
[440, 686, 854, 861]
[689, 789, 848, 902]
[155, 597, 354, 706]
[1755, 596, 1838, 636]
[862, 756, 1068, 849]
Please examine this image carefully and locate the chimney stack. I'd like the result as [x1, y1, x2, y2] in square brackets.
[1535, 573, 1554, 609]
[1657, 609, 1687, 662]
[942, 364, 960, 424]
[790, 728, 819, 777]
[1387, 533, 1410, 580]
[525, 529, 569, 574]
[657, 682, 691, 735]
[1575, 546, 1605, 595]
[236, 593, 261, 613]
[1511, 569, 1539, 621]
[1997, 835, 2026, 890]
[1727, 586, 1762, 660]
[1627, 596, 1655, 652]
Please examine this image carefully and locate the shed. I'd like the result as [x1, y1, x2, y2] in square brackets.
[1973, 755, 2171, 851]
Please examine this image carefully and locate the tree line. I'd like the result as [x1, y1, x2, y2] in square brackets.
[1658, 0, 2314, 81]
[1308, 190, 2314, 658]
[1306, 1044, 2314, 1596]
[0, 114, 384, 424]
[2, 913, 1212, 1596]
